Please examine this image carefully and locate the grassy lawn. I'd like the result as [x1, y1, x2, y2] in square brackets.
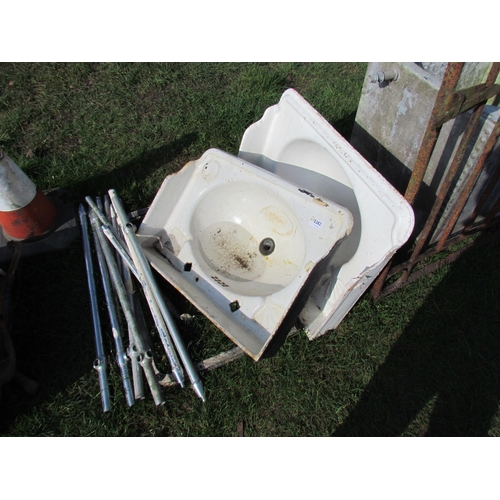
[1, 62, 499, 438]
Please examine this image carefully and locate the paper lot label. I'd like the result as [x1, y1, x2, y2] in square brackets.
[309, 216, 323, 229]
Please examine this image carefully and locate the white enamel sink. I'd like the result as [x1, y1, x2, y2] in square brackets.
[138, 148, 353, 360]
[238, 89, 415, 340]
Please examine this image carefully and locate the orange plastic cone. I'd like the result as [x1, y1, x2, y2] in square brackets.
[0, 149, 57, 241]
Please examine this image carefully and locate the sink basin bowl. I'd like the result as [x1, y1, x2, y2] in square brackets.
[191, 180, 306, 296]
[138, 148, 353, 360]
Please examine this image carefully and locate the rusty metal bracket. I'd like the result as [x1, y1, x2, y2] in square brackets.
[432, 83, 500, 128]
[432, 90, 465, 128]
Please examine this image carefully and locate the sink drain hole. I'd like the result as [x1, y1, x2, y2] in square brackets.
[259, 237, 275, 256]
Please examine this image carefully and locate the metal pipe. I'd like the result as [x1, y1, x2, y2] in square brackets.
[108, 189, 205, 402]
[101, 224, 185, 388]
[102, 225, 138, 279]
[78, 204, 111, 413]
[89, 208, 165, 406]
[91, 199, 135, 407]
[102, 196, 145, 400]
[105, 197, 146, 400]
[108, 200, 176, 382]
[93, 197, 183, 389]
[85, 196, 130, 260]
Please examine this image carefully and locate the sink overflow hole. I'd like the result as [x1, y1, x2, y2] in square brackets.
[230, 300, 240, 312]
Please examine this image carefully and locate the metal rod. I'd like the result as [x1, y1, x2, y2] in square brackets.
[89, 208, 165, 406]
[78, 204, 111, 413]
[102, 224, 185, 388]
[102, 225, 139, 279]
[106, 198, 146, 400]
[91, 198, 135, 407]
[378, 241, 473, 300]
[85, 196, 130, 261]
[103, 197, 145, 400]
[404, 62, 465, 205]
[377, 225, 500, 300]
[435, 63, 500, 251]
[370, 260, 392, 300]
[109, 189, 205, 402]
[436, 118, 500, 248]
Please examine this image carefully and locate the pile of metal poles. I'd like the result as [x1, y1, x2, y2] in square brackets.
[78, 189, 205, 412]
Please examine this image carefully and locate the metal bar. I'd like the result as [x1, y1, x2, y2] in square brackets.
[89, 208, 166, 406]
[104, 197, 145, 400]
[378, 243, 473, 300]
[434, 63, 500, 251]
[459, 82, 500, 115]
[371, 63, 500, 299]
[78, 204, 111, 413]
[385, 232, 473, 280]
[378, 225, 500, 300]
[370, 261, 392, 300]
[399, 80, 490, 282]
[85, 196, 131, 261]
[109, 189, 206, 402]
[404, 62, 465, 206]
[91, 199, 135, 407]
[436, 119, 500, 250]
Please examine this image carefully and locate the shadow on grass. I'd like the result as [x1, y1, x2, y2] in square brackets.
[70, 132, 199, 202]
[0, 137, 199, 434]
[333, 236, 500, 436]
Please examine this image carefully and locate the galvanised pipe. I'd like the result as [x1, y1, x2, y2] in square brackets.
[108, 189, 205, 402]
[90, 196, 184, 389]
[105, 196, 145, 400]
[106, 199, 178, 387]
[86, 197, 130, 264]
[89, 208, 165, 407]
[78, 204, 111, 413]
[91, 198, 135, 407]
[102, 224, 185, 388]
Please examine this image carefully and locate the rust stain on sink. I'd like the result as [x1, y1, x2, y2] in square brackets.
[260, 205, 294, 236]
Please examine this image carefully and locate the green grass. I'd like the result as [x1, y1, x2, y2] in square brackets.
[1, 62, 499, 437]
